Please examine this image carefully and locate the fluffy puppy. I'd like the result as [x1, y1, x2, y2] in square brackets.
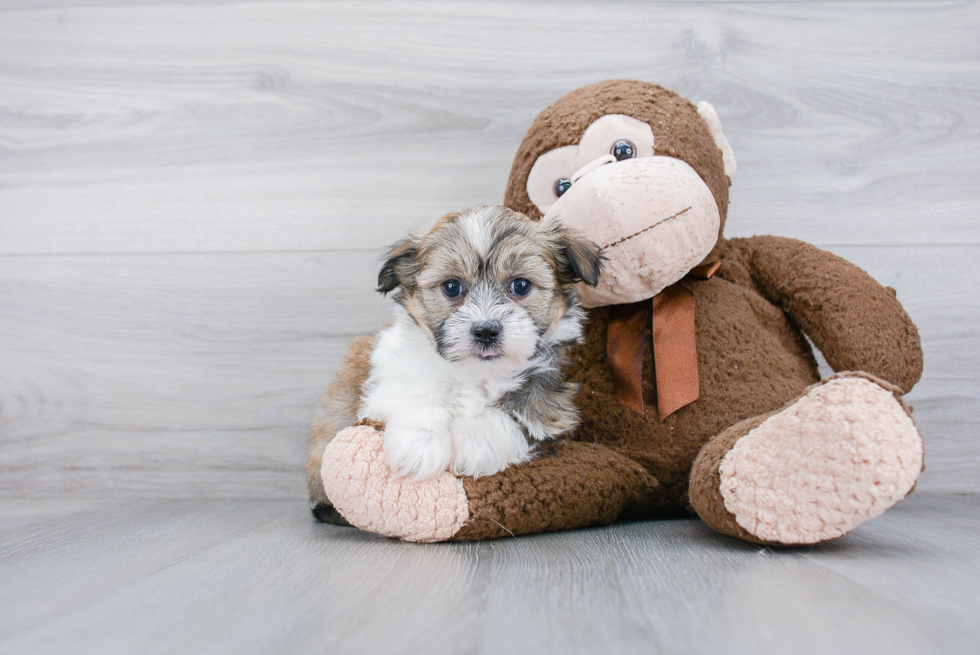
[309, 205, 602, 491]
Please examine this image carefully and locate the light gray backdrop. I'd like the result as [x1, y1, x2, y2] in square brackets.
[1, 0, 977, 498]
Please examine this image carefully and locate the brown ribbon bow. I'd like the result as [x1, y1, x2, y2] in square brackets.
[606, 261, 720, 420]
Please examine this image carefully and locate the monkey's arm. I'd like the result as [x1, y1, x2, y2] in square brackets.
[450, 441, 660, 541]
[319, 421, 660, 542]
[744, 235, 923, 392]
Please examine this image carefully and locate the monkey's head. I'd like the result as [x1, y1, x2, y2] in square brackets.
[504, 80, 736, 307]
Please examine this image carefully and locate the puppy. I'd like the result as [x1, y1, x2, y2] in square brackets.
[307, 205, 602, 500]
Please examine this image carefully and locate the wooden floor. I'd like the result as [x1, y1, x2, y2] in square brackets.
[0, 494, 977, 655]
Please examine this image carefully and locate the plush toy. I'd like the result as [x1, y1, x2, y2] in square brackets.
[308, 80, 925, 546]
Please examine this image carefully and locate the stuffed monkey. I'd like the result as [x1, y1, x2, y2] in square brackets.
[309, 80, 924, 546]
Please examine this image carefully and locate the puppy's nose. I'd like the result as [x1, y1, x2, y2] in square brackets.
[471, 322, 502, 346]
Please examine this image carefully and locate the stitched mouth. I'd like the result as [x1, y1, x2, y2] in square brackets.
[601, 206, 691, 250]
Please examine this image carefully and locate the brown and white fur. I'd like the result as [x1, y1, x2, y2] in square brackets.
[306, 205, 601, 505]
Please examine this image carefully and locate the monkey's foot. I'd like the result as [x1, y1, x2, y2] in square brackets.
[691, 374, 923, 546]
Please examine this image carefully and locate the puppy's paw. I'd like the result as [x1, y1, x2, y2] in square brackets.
[320, 422, 469, 542]
[450, 414, 531, 479]
[383, 421, 453, 480]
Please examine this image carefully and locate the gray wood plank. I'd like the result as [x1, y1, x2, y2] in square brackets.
[804, 495, 980, 642]
[829, 246, 980, 493]
[0, 497, 130, 535]
[0, 495, 977, 655]
[0, 250, 389, 498]
[0, 499, 291, 641]
[0, 1, 977, 254]
[1, 245, 976, 496]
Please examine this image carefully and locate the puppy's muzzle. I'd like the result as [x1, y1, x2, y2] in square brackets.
[471, 322, 502, 347]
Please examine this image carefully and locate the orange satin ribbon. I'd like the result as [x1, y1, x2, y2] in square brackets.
[607, 301, 650, 415]
[606, 261, 720, 420]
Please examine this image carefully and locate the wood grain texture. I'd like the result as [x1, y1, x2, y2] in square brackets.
[0, 1, 978, 497]
[0, 251, 390, 497]
[0, 1, 977, 253]
[0, 246, 976, 496]
[0, 498, 291, 640]
[0, 494, 978, 655]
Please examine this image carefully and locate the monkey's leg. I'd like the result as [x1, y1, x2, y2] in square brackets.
[320, 420, 659, 543]
[689, 372, 923, 546]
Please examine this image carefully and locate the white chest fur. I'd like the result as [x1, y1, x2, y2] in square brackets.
[357, 310, 534, 479]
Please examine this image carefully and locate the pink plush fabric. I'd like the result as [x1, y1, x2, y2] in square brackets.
[541, 156, 720, 307]
[320, 424, 470, 543]
[718, 377, 923, 544]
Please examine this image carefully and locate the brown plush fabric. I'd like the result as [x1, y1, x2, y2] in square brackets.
[353, 417, 387, 431]
[688, 371, 922, 546]
[504, 80, 731, 262]
[559, 239, 921, 522]
[451, 441, 660, 541]
[688, 412, 772, 544]
[567, 258, 822, 516]
[745, 236, 924, 392]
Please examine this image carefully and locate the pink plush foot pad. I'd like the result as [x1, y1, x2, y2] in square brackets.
[719, 377, 923, 545]
[320, 423, 470, 542]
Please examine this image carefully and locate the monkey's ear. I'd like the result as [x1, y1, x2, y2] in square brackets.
[557, 229, 603, 288]
[378, 237, 420, 295]
[697, 101, 737, 177]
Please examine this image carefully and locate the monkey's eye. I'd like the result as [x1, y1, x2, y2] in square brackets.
[510, 278, 532, 297]
[554, 178, 572, 198]
[442, 279, 463, 298]
[612, 139, 636, 161]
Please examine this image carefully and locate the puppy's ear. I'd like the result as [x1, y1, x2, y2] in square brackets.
[556, 228, 603, 287]
[378, 237, 420, 295]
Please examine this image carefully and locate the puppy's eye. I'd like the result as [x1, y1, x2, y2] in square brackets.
[510, 278, 532, 297]
[554, 178, 572, 198]
[442, 279, 463, 298]
[611, 139, 636, 161]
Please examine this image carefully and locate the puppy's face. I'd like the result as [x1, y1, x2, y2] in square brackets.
[378, 206, 602, 365]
